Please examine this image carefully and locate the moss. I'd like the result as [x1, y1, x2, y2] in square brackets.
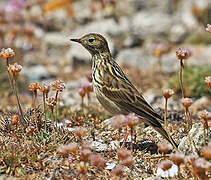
[168, 65, 211, 97]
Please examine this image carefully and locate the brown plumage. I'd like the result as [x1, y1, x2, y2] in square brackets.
[70, 33, 178, 148]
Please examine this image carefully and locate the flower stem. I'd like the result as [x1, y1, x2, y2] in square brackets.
[179, 60, 184, 98]
[130, 127, 133, 151]
[54, 91, 59, 130]
[51, 108, 56, 143]
[33, 90, 39, 133]
[185, 107, 189, 131]
[43, 92, 47, 132]
[13, 78, 25, 124]
[164, 98, 168, 130]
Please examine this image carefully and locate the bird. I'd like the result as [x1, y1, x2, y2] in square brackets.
[70, 33, 178, 149]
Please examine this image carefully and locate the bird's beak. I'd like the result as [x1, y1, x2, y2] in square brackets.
[70, 38, 82, 43]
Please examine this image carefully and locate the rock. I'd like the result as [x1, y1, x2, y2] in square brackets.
[144, 177, 162, 180]
[66, 42, 91, 63]
[177, 0, 198, 29]
[109, 140, 119, 150]
[56, 119, 72, 129]
[190, 97, 210, 114]
[133, 0, 175, 14]
[160, 52, 179, 73]
[105, 161, 116, 170]
[131, 11, 173, 38]
[189, 45, 211, 66]
[156, 163, 178, 178]
[71, 17, 129, 37]
[143, 126, 162, 139]
[116, 48, 154, 70]
[169, 24, 188, 43]
[72, 0, 93, 22]
[91, 141, 108, 152]
[123, 34, 144, 48]
[178, 123, 210, 154]
[101, 117, 112, 128]
[43, 32, 70, 56]
[23, 65, 50, 81]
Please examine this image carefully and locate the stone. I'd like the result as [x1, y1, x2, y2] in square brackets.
[169, 24, 187, 43]
[116, 48, 154, 70]
[131, 11, 173, 38]
[91, 141, 108, 152]
[177, 0, 198, 29]
[71, 17, 129, 37]
[178, 123, 210, 154]
[144, 177, 162, 180]
[105, 161, 116, 170]
[190, 97, 210, 113]
[43, 32, 70, 56]
[23, 65, 50, 81]
[161, 52, 179, 73]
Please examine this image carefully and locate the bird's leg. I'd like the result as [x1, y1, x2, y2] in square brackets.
[130, 127, 133, 151]
[134, 129, 137, 144]
[121, 126, 129, 148]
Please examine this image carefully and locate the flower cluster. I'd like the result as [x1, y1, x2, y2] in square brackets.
[51, 80, 65, 92]
[38, 82, 50, 94]
[176, 47, 191, 60]
[205, 76, 211, 89]
[157, 160, 178, 178]
[8, 63, 22, 76]
[157, 145, 211, 179]
[46, 97, 57, 109]
[162, 89, 174, 99]
[111, 148, 134, 178]
[78, 73, 94, 107]
[181, 97, 193, 109]
[57, 140, 107, 174]
[205, 24, 211, 33]
[111, 113, 139, 129]
[0, 48, 15, 58]
[29, 82, 40, 91]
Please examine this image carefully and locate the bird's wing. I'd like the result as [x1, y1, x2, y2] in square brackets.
[102, 60, 163, 123]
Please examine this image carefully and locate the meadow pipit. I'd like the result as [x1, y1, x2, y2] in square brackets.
[70, 33, 178, 148]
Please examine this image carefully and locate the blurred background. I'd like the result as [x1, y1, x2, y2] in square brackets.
[0, 0, 211, 111]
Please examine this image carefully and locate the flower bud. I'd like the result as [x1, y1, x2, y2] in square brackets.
[206, 24, 211, 33]
[169, 152, 185, 166]
[181, 98, 193, 109]
[79, 87, 86, 98]
[158, 160, 173, 171]
[162, 89, 174, 99]
[205, 76, 211, 89]
[176, 47, 191, 60]
[157, 142, 172, 154]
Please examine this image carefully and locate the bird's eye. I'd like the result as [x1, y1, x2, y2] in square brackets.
[88, 38, 95, 43]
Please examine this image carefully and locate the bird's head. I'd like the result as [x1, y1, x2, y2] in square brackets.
[70, 33, 110, 56]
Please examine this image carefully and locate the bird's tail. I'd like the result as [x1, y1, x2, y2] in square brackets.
[118, 102, 178, 149]
[153, 125, 178, 149]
